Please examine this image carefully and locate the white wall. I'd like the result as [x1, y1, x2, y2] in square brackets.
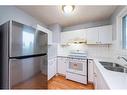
[110, 6, 125, 40]
[0, 6, 47, 28]
[109, 6, 127, 60]
[48, 24, 61, 43]
[63, 19, 111, 32]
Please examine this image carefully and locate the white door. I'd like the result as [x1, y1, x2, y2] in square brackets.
[57, 57, 68, 75]
[99, 25, 112, 44]
[86, 28, 99, 44]
[88, 59, 94, 82]
[48, 58, 56, 80]
[93, 64, 98, 89]
[61, 29, 85, 44]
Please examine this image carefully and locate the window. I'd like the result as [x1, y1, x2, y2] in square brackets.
[122, 16, 127, 49]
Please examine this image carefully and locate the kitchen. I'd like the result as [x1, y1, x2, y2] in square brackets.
[0, 5, 127, 89]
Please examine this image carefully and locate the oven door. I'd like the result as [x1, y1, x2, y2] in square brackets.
[67, 59, 87, 75]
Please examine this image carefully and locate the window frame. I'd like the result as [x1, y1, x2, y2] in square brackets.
[116, 7, 127, 51]
[122, 15, 127, 49]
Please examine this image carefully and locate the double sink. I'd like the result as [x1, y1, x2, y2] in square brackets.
[99, 61, 127, 73]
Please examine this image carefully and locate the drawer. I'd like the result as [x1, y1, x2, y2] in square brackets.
[66, 72, 87, 84]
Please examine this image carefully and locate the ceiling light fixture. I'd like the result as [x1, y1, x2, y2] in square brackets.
[62, 5, 75, 14]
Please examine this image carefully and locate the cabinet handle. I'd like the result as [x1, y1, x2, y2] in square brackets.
[94, 73, 97, 77]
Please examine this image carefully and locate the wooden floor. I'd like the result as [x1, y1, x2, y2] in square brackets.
[12, 73, 47, 89]
[48, 75, 94, 90]
[12, 73, 94, 90]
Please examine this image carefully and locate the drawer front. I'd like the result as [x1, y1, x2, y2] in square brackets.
[66, 72, 87, 84]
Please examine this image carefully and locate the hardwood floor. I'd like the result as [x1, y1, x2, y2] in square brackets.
[12, 73, 47, 89]
[48, 75, 94, 90]
[12, 73, 94, 90]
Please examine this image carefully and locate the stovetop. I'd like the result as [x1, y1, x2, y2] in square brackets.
[68, 52, 88, 59]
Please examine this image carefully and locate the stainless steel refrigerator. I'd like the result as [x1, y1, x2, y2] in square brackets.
[0, 21, 47, 89]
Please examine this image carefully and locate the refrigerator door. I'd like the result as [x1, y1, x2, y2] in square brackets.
[10, 55, 47, 89]
[10, 21, 47, 57]
[0, 22, 9, 89]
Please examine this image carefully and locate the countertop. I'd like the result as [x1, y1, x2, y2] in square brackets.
[49, 55, 127, 89]
[93, 58, 127, 89]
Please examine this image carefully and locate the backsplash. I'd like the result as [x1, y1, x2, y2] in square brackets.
[87, 45, 110, 58]
[57, 44, 110, 58]
[49, 41, 127, 59]
[109, 40, 127, 59]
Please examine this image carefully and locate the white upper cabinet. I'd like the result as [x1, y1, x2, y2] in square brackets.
[99, 25, 112, 44]
[36, 24, 53, 45]
[61, 29, 86, 44]
[86, 27, 99, 44]
[86, 25, 112, 44]
[61, 25, 112, 45]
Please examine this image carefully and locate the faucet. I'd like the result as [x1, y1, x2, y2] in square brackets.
[117, 56, 127, 63]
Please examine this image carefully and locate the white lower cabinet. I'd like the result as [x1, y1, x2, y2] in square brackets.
[48, 58, 57, 80]
[57, 57, 69, 75]
[93, 64, 109, 89]
[88, 59, 94, 83]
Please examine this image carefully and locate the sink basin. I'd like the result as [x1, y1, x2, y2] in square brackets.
[99, 61, 127, 73]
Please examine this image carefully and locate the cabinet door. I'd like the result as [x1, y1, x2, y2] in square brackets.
[57, 57, 68, 75]
[48, 58, 56, 80]
[61, 29, 85, 44]
[93, 63, 109, 89]
[48, 59, 53, 80]
[93, 64, 98, 89]
[93, 64, 102, 89]
[96, 69, 102, 89]
[88, 60, 94, 83]
[53, 58, 57, 76]
[61, 32, 72, 44]
[86, 28, 99, 44]
[99, 25, 112, 44]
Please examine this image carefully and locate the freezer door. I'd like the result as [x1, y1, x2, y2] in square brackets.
[10, 21, 47, 57]
[10, 55, 47, 89]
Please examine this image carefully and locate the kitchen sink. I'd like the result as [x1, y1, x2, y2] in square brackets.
[99, 61, 127, 73]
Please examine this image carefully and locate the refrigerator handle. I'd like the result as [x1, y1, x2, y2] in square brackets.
[9, 53, 47, 59]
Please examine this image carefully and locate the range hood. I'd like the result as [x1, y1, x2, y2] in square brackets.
[67, 38, 87, 44]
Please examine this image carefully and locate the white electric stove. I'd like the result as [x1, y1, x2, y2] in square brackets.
[66, 51, 88, 84]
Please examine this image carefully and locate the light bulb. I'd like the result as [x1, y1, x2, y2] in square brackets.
[62, 5, 75, 14]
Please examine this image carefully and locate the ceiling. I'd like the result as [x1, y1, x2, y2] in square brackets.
[17, 6, 117, 27]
